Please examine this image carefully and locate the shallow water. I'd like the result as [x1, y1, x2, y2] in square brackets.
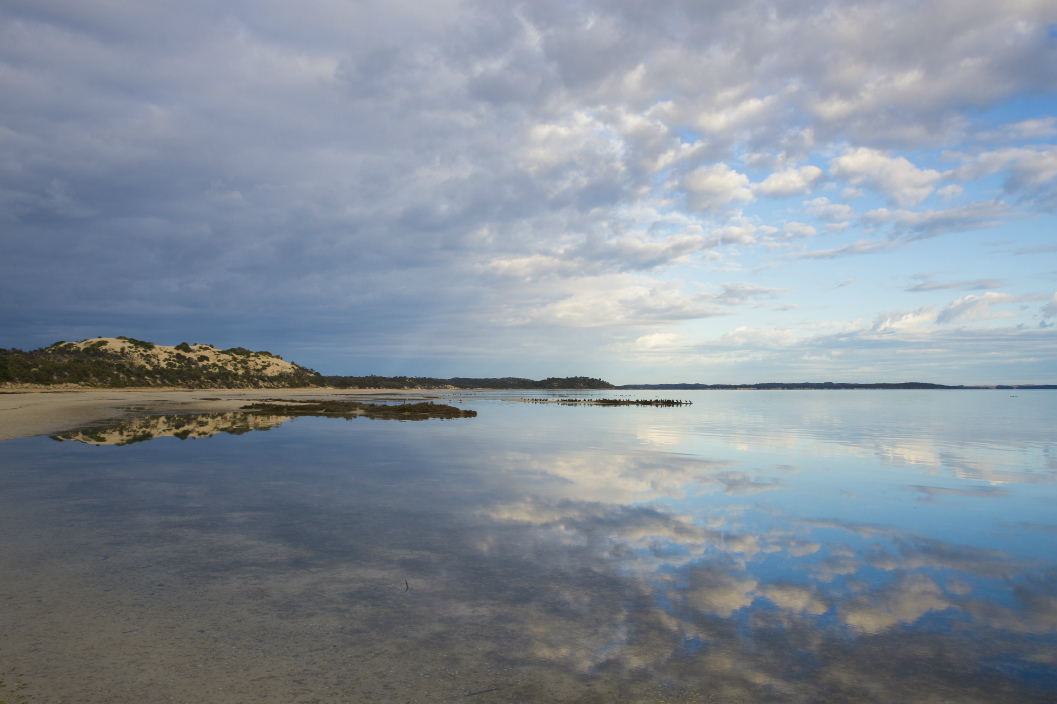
[1, 390, 1055, 703]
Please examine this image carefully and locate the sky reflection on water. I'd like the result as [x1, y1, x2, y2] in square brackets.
[1, 391, 1055, 702]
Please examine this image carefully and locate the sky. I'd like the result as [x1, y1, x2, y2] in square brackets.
[2, 0, 1056, 384]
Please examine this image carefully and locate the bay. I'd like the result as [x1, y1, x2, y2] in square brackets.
[1, 390, 1054, 702]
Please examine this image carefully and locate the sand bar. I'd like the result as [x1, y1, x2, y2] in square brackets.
[0, 387, 457, 442]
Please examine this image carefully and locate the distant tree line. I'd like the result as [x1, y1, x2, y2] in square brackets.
[312, 375, 615, 390]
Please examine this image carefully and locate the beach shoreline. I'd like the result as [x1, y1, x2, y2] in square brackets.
[0, 387, 462, 442]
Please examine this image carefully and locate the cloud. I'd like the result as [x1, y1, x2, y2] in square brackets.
[707, 282, 784, 305]
[936, 184, 963, 199]
[935, 292, 1022, 324]
[977, 117, 1057, 142]
[1013, 242, 1057, 255]
[871, 306, 938, 332]
[630, 332, 685, 350]
[804, 197, 856, 223]
[952, 146, 1057, 199]
[829, 148, 944, 206]
[523, 278, 728, 327]
[781, 222, 817, 239]
[681, 163, 754, 211]
[905, 275, 1006, 292]
[869, 201, 1012, 236]
[1043, 293, 1057, 320]
[486, 232, 720, 281]
[755, 165, 823, 197]
[799, 200, 1010, 258]
[1, 0, 1056, 381]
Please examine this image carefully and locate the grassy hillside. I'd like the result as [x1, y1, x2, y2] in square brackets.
[0, 337, 319, 388]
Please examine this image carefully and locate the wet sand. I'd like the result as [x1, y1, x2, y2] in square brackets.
[0, 387, 455, 443]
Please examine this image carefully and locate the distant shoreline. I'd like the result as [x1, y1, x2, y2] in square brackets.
[5, 339, 1053, 391]
[3, 381, 1056, 395]
[4, 381, 1055, 393]
[614, 383, 1057, 390]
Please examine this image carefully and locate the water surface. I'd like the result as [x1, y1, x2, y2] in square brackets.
[1, 390, 1054, 702]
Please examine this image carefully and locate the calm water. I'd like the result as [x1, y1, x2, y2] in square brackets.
[1, 391, 1055, 703]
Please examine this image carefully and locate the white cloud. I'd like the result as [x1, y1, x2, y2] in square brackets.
[631, 332, 685, 350]
[694, 94, 782, 136]
[755, 165, 824, 197]
[871, 306, 938, 332]
[716, 326, 800, 348]
[681, 163, 754, 211]
[525, 278, 725, 327]
[717, 222, 759, 245]
[829, 148, 944, 206]
[953, 146, 1057, 183]
[804, 197, 856, 222]
[905, 275, 1005, 292]
[936, 292, 1021, 325]
[936, 184, 963, 199]
[782, 222, 817, 239]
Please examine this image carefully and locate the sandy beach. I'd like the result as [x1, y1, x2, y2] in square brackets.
[0, 387, 453, 443]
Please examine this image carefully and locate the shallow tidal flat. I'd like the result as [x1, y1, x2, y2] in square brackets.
[1, 390, 1055, 702]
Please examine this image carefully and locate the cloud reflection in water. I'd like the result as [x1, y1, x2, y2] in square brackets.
[6, 391, 1055, 701]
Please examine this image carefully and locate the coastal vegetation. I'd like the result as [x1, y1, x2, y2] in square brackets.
[0, 338, 614, 390]
[0, 337, 317, 388]
[241, 400, 477, 420]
